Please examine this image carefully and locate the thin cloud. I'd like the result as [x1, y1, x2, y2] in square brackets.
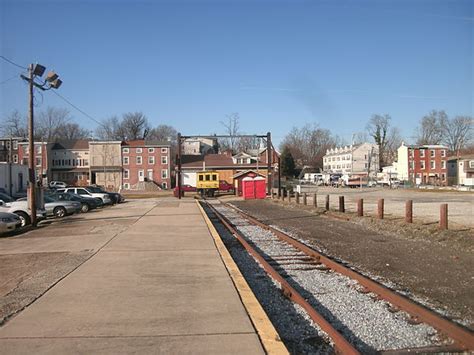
[398, 95, 447, 100]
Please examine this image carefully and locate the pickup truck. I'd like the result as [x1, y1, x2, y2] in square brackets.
[219, 180, 234, 192]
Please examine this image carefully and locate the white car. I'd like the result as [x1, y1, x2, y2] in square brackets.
[0, 212, 22, 233]
[61, 187, 112, 204]
[49, 181, 67, 189]
[0, 200, 47, 227]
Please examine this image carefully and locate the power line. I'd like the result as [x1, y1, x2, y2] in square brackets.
[51, 90, 106, 128]
[0, 73, 20, 85]
[0, 55, 27, 70]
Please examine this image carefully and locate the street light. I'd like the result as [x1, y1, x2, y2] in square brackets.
[20, 63, 62, 226]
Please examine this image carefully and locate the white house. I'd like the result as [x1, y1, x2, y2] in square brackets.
[323, 143, 379, 176]
[0, 162, 28, 195]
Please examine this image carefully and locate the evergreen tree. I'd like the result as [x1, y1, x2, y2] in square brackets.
[280, 146, 296, 178]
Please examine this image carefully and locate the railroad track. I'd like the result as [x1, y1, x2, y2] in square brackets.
[201, 199, 474, 354]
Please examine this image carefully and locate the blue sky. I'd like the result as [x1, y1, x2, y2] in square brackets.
[1, 0, 472, 146]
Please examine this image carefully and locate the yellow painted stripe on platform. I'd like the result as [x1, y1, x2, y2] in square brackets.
[197, 201, 289, 355]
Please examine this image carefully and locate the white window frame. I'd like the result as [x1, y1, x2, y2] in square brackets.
[430, 160, 435, 169]
[161, 169, 168, 179]
[468, 160, 474, 168]
[123, 156, 129, 165]
[161, 147, 168, 153]
[148, 156, 155, 164]
[13, 141, 18, 150]
[13, 154, 18, 163]
[441, 161, 446, 169]
[136, 156, 142, 165]
[162, 182, 167, 189]
[441, 150, 446, 157]
[148, 148, 155, 153]
[123, 183, 130, 189]
[136, 148, 143, 153]
[420, 149, 425, 158]
[430, 150, 435, 157]
[420, 161, 425, 169]
[123, 169, 129, 179]
[36, 145, 42, 154]
[161, 156, 168, 164]
[123, 147, 129, 154]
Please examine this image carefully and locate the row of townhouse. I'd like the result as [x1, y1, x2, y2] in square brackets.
[322, 143, 380, 176]
[0, 138, 171, 192]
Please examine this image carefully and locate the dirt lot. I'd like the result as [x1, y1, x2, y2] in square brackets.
[229, 198, 474, 330]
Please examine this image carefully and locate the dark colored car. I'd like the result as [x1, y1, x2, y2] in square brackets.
[86, 186, 124, 204]
[0, 192, 15, 203]
[173, 184, 196, 197]
[219, 180, 234, 192]
[46, 192, 100, 213]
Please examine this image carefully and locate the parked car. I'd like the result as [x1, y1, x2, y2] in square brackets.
[0, 192, 15, 203]
[44, 196, 81, 217]
[46, 192, 100, 213]
[219, 180, 234, 192]
[0, 212, 22, 233]
[61, 187, 112, 205]
[86, 186, 124, 204]
[49, 181, 67, 189]
[173, 184, 196, 197]
[0, 199, 47, 227]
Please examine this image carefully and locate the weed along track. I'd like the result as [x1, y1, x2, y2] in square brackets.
[201, 200, 474, 354]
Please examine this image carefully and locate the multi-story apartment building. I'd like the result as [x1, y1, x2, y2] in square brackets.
[17, 141, 53, 185]
[51, 140, 90, 185]
[447, 154, 474, 186]
[396, 143, 448, 185]
[323, 143, 379, 176]
[182, 137, 217, 155]
[0, 137, 27, 163]
[121, 140, 171, 190]
[89, 141, 123, 190]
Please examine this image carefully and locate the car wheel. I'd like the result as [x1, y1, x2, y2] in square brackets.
[80, 203, 90, 213]
[15, 211, 31, 227]
[54, 206, 67, 218]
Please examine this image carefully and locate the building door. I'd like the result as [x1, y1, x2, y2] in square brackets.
[138, 170, 145, 182]
[18, 173, 23, 192]
[147, 169, 153, 181]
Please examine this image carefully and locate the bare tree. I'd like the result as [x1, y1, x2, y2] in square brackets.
[441, 115, 473, 154]
[95, 116, 123, 140]
[352, 131, 369, 145]
[384, 127, 403, 165]
[366, 114, 392, 169]
[281, 123, 338, 170]
[415, 110, 447, 145]
[121, 112, 150, 140]
[56, 123, 91, 140]
[148, 124, 177, 143]
[35, 107, 72, 141]
[220, 113, 241, 152]
[1, 110, 28, 137]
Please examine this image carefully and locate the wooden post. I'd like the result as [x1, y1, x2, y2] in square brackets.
[377, 199, 384, 219]
[440, 204, 448, 230]
[405, 200, 413, 223]
[313, 193, 317, 207]
[288, 193, 292, 204]
[296, 192, 300, 204]
[339, 196, 345, 213]
[303, 193, 307, 206]
[325, 194, 330, 211]
[357, 198, 363, 216]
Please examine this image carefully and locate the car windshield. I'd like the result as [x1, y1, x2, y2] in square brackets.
[44, 196, 55, 203]
[88, 186, 104, 193]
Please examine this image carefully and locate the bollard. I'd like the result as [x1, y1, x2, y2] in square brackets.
[357, 198, 363, 216]
[303, 193, 307, 206]
[281, 192, 285, 201]
[325, 195, 330, 211]
[313, 193, 317, 208]
[377, 199, 384, 219]
[405, 200, 413, 223]
[339, 196, 345, 213]
[440, 204, 448, 230]
[288, 194, 292, 204]
[295, 192, 300, 204]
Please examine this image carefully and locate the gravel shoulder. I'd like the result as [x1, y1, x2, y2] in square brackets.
[229, 198, 474, 330]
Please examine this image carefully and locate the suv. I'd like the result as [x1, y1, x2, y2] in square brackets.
[0, 199, 47, 227]
[49, 181, 67, 189]
[61, 187, 112, 205]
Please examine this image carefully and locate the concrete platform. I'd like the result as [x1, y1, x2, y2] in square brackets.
[0, 199, 266, 354]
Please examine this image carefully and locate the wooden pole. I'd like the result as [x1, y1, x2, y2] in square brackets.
[405, 200, 413, 223]
[339, 196, 345, 213]
[357, 198, 363, 216]
[325, 194, 330, 211]
[313, 193, 317, 207]
[440, 204, 448, 230]
[377, 199, 384, 219]
[303, 193, 307, 206]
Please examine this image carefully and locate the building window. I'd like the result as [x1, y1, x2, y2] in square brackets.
[430, 150, 435, 157]
[420, 149, 425, 158]
[123, 169, 129, 179]
[84, 159, 89, 166]
[123, 156, 129, 165]
[161, 169, 168, 179]
[136, 156, 142, 164]
[136, 148, 142, 153]
[148, 148, 155, 153]
[441, 161, 446, 169]
[441, 173, 446, 181]
[13, 141, 18, 150]
[161, 156, 168, 164]
[13, 154, 18, 163]
[162, 182, 167, 189]
[123, 148, 129, 154]
[430, 161, 435, 169]
[36, 145, 42, 154]
[161, 148, 168, 153]
[123, 183, 130, 189]
[441, 150, 446, 157]
[420, 161, 425, 169]
[469, 160, 474, 168]
[148, 156, 155, 164]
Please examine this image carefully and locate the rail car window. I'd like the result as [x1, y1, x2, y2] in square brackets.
[199, 175, 203, 181]
[205, 174, 210, 181]
[212, 174, 217, 181]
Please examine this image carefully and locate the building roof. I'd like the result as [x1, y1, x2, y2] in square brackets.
[181, 153, 271, 170]
[51, 139, 90, 150]
[123, 140, 170, 147]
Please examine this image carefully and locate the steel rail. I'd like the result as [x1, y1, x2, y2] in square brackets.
[203, 201, 360, 355]
[224, 202, 474, 351]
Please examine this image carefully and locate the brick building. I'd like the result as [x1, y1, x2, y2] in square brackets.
[397, 143, 448, 185]
[17, 141, 52, 185]
[51, 140, 90, 186]
[121, 140, 171, 190]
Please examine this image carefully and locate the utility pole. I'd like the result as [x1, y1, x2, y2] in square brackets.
[27, 64, 37, 226]
[266, 132, 272, 196]
[177, 133, 182, 200]
[8, 137, 13, 196]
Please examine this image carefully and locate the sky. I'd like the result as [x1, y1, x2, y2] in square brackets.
[1, 0, 472, 147]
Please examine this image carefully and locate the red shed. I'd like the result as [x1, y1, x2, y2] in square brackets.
[233, 170, 266, 196]
[242, 177, 255, 199]
[254, 176, 266, 199]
